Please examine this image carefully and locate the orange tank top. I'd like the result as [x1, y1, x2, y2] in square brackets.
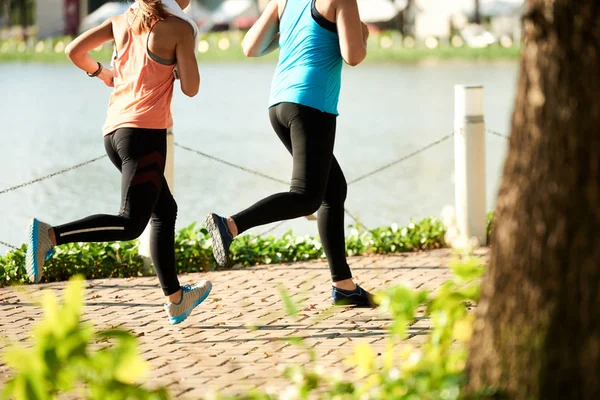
[102, 18, 176, 136]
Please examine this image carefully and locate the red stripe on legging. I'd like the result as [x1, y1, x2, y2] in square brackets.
[137, 151, 165, 171]
[131, 170, 162, 190]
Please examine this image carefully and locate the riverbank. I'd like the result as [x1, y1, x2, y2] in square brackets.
[0, 32, 520, 64]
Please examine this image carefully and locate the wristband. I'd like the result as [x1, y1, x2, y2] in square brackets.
[87, 62, 103, 78]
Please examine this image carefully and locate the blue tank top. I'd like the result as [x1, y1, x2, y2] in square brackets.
[269, 0, 343, 116]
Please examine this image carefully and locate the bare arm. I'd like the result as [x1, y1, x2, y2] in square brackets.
[175, 23, 200, 97]
[242, 0, 280, 57]
[261, 33, 281, 56]
[336, 0, 367, 66]
[65, 17, 115, 86]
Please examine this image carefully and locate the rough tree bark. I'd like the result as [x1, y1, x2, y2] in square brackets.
[466, 1, 600, 399]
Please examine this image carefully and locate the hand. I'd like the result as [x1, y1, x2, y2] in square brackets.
[97, 67, 114, 87]
[361, 22, 370, 42]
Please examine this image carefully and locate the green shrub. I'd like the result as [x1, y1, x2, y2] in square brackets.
[1, 277, 168, 400]
[0, 217, 448, 287]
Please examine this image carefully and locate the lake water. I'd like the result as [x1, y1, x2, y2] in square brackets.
[0, 60, 518, 252]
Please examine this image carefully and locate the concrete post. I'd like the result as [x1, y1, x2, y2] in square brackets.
[454, 85, 487, 245]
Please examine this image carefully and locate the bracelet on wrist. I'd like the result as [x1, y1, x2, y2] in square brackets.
[87, 62, 103, 78]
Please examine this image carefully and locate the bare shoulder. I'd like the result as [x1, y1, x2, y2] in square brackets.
[109, 13, 126, 31]
[158, 16, 194, 36]
[331, 0, 358, 9]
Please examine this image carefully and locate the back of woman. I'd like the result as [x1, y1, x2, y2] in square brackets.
[270, 0, 343, 115]
[104, 3, 196, 135]
[26, 0, 212, 326]
[205, 0, 376, 308]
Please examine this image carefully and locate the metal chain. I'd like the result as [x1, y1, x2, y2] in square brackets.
[0, 240, 19, 250]
[174, 142, 366, 228]
[0, 134, 457, 245]
[348, 132, 454, 186]
[258, 220, 288, 237]
[486, 129, 510, 140]
[175, 143, 289, 185]
[0, 155, 108, 196]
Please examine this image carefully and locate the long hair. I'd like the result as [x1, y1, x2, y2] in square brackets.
[136, 0, 169, 31]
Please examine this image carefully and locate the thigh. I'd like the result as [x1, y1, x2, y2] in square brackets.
[287, 104, 337, 193]
[322, 155, 348, 204]
[113, 128, 167, 218]
[104, 132, 123, 172]
[269, 105, 293, 155]
[152, 176, 177, 221]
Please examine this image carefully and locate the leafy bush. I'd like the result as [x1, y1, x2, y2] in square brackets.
[1, 277, 168, 400]
[0, 217, 448, 287]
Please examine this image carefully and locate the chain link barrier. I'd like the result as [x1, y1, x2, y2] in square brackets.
[174, 143, 289, 185]
[0, 155, 108, 196]
[486, 129, 510, 140]
[0, 240, 19, 250]
[174, 142, 367, 229]
[0, 129, 510, 247]
[348, 132, 455, 186]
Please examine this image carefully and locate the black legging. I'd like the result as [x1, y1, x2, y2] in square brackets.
[53, 128, 180, 296]
[233, 102, 352, 282]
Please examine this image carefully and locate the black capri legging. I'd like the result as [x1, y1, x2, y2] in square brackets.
[232, 102, 352, 282]
[52, 128, 180, 296]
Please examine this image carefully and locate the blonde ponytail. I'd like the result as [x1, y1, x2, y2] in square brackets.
[137, 0, 169, 31]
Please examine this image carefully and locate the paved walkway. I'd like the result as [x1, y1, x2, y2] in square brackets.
[0, 249, 489, 398]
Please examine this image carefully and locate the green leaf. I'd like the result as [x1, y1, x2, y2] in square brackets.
[450, 257, 485, 282]
[278, 286, 299, 318]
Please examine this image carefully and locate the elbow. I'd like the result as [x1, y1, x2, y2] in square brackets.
[182, 87, 199, 98]
[64, 42, 75, 60]
[241, 39, 259, 57]
[65, 41, 84, 62]
[344, 48, 367, 67]
[242, 45, 258, 58]
[182, 82, 200, 97]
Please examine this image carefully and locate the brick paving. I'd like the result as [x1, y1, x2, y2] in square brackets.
[0, 248, 489, 398]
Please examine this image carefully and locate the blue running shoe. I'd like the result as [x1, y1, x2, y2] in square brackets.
[26, 218, 54, 283]
[165, 280, 212, 325]
[332, 284, 377, 308]
[205, 213, 234, 267]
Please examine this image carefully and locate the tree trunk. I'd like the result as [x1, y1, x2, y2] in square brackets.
[466, 1, 600, 399]
[473, 0, 481, 24]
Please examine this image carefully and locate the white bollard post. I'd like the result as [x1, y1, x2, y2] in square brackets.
[454, 85, 487, 245]
[139, 128, 175, 260]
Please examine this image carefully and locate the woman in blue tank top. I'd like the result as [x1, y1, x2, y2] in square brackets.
[206, 0, 374, 307]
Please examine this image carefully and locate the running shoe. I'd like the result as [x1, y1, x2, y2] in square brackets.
[331, 284, 377, 308]
[25, 218, 54, 283]
[165, 281, 212, 325]
[205, 213, 234, 267]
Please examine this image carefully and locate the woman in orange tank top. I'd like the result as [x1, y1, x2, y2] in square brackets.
[25, 0, 211, 325]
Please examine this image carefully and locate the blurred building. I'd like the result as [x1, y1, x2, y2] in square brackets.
[37, 0, 93, 38]
[35, 0, 524, 42]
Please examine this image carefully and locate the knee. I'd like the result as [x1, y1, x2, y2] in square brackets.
[151, 199, 178, 226]
[291, 186, 323, 215]
[338, 179, 348, 203]
[122, 218, 148, 240]
[321, 176, 347, 208]
[329, 172, 348, 204]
